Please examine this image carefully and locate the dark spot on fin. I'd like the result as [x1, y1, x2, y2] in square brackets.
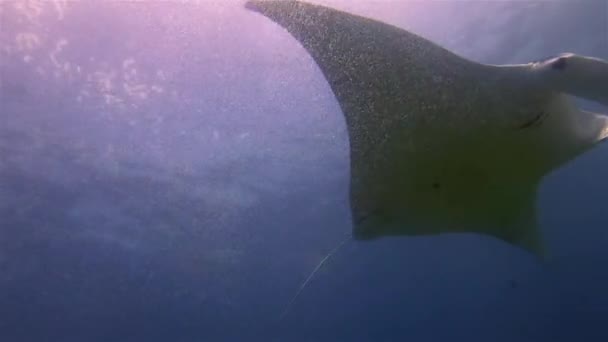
[432, 182, 440, 189]
[517, 111, 547, 130]
[551, 57, 567, 70]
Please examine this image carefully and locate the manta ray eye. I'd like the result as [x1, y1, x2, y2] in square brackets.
[551, 57, 567, 70]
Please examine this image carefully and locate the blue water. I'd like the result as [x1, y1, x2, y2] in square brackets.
[1, 1, 607, 341]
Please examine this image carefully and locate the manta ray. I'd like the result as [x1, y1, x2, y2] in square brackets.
[246, 0, 608, 257]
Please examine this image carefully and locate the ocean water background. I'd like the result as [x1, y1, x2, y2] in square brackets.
[1, 0, 607, 341]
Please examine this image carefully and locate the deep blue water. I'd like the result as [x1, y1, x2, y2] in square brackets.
[1, 1, 607, 341]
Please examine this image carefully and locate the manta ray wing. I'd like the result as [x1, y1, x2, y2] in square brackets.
[246, 0, 608, 257]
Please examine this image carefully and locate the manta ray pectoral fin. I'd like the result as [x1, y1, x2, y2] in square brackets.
[244, 0, 478, 132]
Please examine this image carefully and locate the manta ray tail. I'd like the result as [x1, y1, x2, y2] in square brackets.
[280, 235, 349, 319]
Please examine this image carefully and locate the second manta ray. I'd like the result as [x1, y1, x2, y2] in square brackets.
[246, 0, 608, 257]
